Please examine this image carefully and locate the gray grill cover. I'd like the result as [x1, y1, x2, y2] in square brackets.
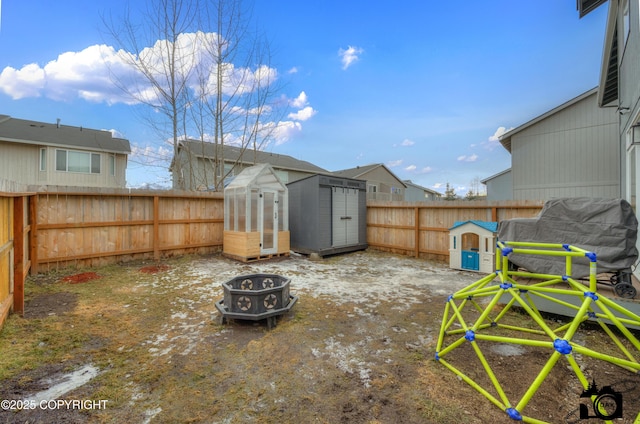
[498, 198, 638, 278]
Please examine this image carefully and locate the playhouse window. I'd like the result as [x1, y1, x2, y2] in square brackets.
[462, 233, 479, 251]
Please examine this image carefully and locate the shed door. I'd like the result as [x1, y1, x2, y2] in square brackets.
[259, 190, 278, 255]
[332, 187, 359, 247]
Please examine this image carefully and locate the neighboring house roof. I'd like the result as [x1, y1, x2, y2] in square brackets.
[177, 140, 330, 174]
[332, 164, 407, 187]
[403, 179, 441, 196]
[498, 87, 599, 153]
[577, 0, 618, 106]
[481, 168, 511, 184]
[450, 220, 498, 233]
[0, 115, 131, 154]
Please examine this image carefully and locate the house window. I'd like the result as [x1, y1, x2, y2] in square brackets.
[39, 148, 46, 171]
[109, 154, 116, 176]
[367, 184, 377, 193]
[56, 149, 101, 174]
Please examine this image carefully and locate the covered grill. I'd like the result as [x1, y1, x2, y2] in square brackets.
[498, 198, 638, 298]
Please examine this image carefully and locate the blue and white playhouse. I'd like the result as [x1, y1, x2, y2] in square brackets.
[449, 220, 498, 273]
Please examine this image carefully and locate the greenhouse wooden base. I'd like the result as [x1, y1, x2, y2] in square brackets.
[223, 231, 290, 262]
[222, 251, 290, 263]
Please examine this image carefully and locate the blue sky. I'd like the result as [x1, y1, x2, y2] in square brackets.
[0, 0, 608, 194]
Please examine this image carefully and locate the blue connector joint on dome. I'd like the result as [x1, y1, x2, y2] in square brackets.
[500, 282, 513, 290]
[447, 295, 453, 303]
[553, 339, 572, 355]
[584, 292, 599, 301]
[435, 352, 440, 361]
[562, 275, 569, 281]
[586, 252, 597, 262]
[588, 312, 597, 318]
[465, 330, 476, 342]
[467, 295, 474, 300]
[563, 244, 571, 251]
[506, 408, 522, 421]
[501, 247, 513, 256]
[519, 289, 528, 293]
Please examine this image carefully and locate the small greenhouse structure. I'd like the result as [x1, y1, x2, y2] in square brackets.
[223, 163, 289, 262]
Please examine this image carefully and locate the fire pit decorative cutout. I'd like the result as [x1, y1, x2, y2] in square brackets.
[215, 274, 298, 329]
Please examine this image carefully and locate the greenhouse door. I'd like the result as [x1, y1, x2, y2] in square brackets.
[260, 190, 278, 255]
[332, 187, 359, 247]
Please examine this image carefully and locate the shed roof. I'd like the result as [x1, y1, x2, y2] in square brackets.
[0, 115, 131, 154]
[450, 220, 498, 233]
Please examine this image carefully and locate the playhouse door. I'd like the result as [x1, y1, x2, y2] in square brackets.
[461, 250, 480, 271]
[260, 190, 278, 255]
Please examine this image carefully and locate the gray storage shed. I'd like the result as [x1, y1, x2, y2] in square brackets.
[287, 174, 367, 257]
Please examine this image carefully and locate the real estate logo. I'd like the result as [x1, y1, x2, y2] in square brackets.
[579, 380, 623, 421]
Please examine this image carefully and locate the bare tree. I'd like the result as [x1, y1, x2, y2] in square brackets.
[102, 0, 200, 189]
[103, 0, 285, 191]
[194, 0, 283, 190]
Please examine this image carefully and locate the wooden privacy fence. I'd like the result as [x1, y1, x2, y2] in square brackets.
[33, 190, 224, 273]
[366, 200, 545, 261]
[1, 189, 545, 329]
[0, 192, 31, 327]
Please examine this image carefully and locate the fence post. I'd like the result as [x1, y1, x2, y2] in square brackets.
[12, 197, 24, 315]
[414, 207, 420, 258]
[153, 195, 160, 261]
[29, 195, 38, 274]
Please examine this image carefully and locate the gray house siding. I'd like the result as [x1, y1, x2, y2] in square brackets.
[173, 141, 329, 190]
[504, 90, 619, 201]
[0, 140, 128, 188]
[482, 169, 512, 201]
[333, 164, 406, 201]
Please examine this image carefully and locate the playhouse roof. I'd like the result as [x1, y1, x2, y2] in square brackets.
[225, 163, 287, 191]
[450, 220, 498, 233]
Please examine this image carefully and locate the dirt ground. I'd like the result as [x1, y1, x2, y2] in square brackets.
[0, 250, 639, 424]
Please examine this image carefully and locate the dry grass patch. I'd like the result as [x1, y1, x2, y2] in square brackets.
[0, 252, 638, 423]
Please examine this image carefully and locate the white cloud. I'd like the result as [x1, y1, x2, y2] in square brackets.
[484, 126, 513, 151]
[457, 154, 478, 162]
[338, 45, 363, 70]
[287, 67, 299, 74]
[0, 63, 46, 99]
[404, 165, 432, 174]
[288, 106, 316, 121]
[387, 159, 403, 167]
[433, 183, 443, 189]
[394, 138, 415, 147]
[0, 32, 281, 106]
[290, 91, 308, 108]
[266, 120, 302, 146]
[130, 144, 172, 166]
[107, 129, 126, 139]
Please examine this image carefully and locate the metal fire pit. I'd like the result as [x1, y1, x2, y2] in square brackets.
[215, 274, 298, 329]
